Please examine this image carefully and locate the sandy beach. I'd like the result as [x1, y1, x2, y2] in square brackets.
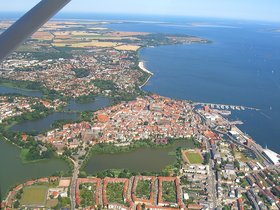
[139, 61, 154, 75]
[138, 61, 154, 88]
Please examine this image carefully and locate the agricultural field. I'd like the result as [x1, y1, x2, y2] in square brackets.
[115, 45, 141, 51]
[52, 41, 120, 48]
[106, 182, 125, 204]
[162, 181, 177, 203]
[31, 31, 54, 41]
[20, 185, 48, 206]
[79, 183, 97, 208]
[135, 179, 152, 200]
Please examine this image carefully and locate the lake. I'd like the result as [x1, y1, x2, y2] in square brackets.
[0, 139, 69, 195]
[11, 112, 80, 133]
[85, 140, 193, 174]
[0, 86, 112, 133]
[11, 96, 112, 133]
[65, 96, 112, 112]
[0, 85, 43, 97]
[0, 87, 112, 195]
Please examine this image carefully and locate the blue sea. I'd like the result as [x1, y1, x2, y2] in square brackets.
[106, 17, 280, 153]
[1, 13, 280, 152]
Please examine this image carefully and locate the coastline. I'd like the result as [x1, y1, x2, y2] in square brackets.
[138, 61, 154, 88]
[139, 61, 154, 75]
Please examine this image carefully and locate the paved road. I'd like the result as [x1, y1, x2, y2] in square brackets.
[70, 159, 80, 210]
[206, 140, 217, 209]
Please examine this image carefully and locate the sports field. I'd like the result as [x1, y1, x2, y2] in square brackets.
[182, 150, 203, 164]
[20, 186, 48, 206]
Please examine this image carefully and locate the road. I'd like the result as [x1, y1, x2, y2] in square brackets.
[206, 140, 217, 209]
[69, 159, 80, 210]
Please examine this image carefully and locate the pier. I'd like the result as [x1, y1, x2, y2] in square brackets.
[194, 102, 260, 111]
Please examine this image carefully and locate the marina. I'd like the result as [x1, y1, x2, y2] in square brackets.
[195, 102, 259, 111]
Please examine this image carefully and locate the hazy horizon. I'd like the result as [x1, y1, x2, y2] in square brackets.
[0, 0, 280, 23]
[1, 11, 280, 25]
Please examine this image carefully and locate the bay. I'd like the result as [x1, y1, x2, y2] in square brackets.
[109, 19, 280, 152]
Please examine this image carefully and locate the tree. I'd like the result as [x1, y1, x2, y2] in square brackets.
[234, 160, 240, 170]
[15, 192, 22, 200]
[204, 153, 210, 165]
[13, 200, 20, 208]
[79, 171, 87, 178]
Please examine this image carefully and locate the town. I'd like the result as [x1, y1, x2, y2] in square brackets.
[0, 20, 279, 210]
[0, 95, 64, 123]
[0, 21, 207, 98]
[2, 94, 280, 210]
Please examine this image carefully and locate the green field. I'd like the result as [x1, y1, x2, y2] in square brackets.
[106, 182, 125, 204]
[185, 152, 203, 164]
[20, 186, 48, 206]
[135, 179, 152, 200]
[162, 181, 177, 203]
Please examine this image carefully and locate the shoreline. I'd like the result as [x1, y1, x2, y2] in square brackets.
[138, 61, 154, 89]
[138, 61, 154, 75]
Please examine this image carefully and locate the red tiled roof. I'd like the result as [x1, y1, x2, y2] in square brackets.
[97, 114, 109, 123]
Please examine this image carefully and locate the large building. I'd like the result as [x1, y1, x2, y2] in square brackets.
[262, 149, 280, 165]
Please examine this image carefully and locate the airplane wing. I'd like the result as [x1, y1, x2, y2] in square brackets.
[0, 0, 71, 62]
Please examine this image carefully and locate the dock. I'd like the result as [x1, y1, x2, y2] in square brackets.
[194, 102, 260, 111]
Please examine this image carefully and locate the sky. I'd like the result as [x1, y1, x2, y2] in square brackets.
[0, 0, 280, 22]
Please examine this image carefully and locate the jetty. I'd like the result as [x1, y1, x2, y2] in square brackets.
[194, 102, 260, 111]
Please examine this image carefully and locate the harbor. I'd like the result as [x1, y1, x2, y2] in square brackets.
[194, 102, 260, 111]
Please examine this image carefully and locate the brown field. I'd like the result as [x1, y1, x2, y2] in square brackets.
[53, 39, 83, 43]
[53, 41, 120, 48]
[54, 31, 72, 36]
[32, 31, 54, 40]
[55, 35, 72, 39]
[114, 45, 141, 51]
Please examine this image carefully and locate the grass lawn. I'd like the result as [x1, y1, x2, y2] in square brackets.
[135, 179, 152, 200]
[20, 149, 46, 164]
[20, 186, 48, 206]
[106, 182, 125, 204]
[234, 150, 249, 162]
[162, 181, 177, 203]
[185, 151, 203, 164]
